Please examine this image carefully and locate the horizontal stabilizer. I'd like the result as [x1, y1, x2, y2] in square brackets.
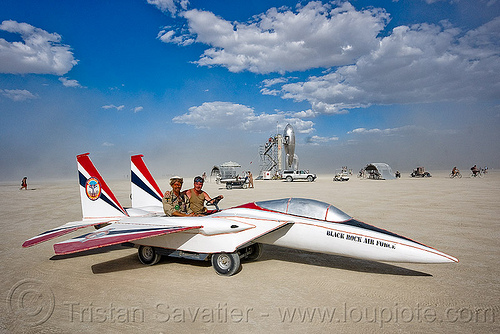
[22, 221, 105, 248]
[53, 223, 202, 255]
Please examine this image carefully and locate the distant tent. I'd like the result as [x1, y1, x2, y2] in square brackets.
[220, 161, 241, 168]
[211, 161, 241, 180]
[364, 163, 396, 180]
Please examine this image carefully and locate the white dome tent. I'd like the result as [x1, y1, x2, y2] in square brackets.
[363, 163, 396, 180]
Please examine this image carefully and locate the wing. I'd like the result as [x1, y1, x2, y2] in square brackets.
[53, 222, 202, 255]
[22, 220, 109, 248]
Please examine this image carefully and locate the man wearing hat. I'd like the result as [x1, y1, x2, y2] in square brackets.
[162, 176, 193, 217]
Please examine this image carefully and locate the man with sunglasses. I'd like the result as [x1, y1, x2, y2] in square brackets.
[185, 176, 223, 215]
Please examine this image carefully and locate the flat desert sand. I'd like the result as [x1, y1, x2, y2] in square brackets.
[1, 171, 499, 333]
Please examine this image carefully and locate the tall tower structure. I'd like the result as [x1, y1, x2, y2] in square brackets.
[258, 134, 283, 179]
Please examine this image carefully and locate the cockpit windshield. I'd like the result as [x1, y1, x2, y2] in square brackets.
[255, 198, 351, 222]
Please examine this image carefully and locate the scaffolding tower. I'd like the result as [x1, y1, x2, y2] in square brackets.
[259, 134, 282, 179]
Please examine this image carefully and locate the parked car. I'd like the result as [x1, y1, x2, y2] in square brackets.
[282, 170, 317, 182]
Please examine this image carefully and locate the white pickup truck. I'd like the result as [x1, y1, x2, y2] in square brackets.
[282, 170, 317, 182]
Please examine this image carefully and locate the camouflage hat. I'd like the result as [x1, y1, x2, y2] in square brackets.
[170, 176, 183, 185]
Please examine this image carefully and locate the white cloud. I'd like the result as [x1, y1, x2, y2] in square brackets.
[102, 104, 125, 111]
[348, 124, 459, 137]
[261, 77, 288, 87]
[292, 109, 318, 118]
[306, 135, 339, 145]
[162, 2, 389, 73]
[172, 101, 315, 133]
[260, 77, 290, 96]
[0, 20, 78, 75]
[157, 2, 499, 114]
[0, 89, 37, 101]
[59, 77, 82, 88]
[260, 87, 281, 96]
[133, 106, 144, 113]
[347, 125, 422, 135]
[102, 142, 114, 147]
[147, 0, 189, 16]
[157, 28, 195, 46]
[278, 18, 500, 113]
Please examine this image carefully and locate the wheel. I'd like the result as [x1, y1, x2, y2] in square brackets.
[226, 183, 232, 189]
[307, 175, 313, 182]
[242, 243, 263, 262]
[211, 252, 241, 276]
[286, 176, 293, 182]
[243, 183, 248, 189]
[138, 245, 161, 265]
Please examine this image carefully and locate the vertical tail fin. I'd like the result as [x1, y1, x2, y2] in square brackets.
[131, 154, 163, 208]
[77, 153, 128, 219]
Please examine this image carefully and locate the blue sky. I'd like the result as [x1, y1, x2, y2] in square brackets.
[1, 0, 499, 181]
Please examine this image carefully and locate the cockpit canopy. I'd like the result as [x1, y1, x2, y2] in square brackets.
[255, 198, 351, 222]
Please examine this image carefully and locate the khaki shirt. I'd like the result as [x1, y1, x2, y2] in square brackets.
[163, 191, 192, 216]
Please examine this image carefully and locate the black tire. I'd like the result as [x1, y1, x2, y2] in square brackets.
[226, 183, 232, 189]
[307, 175, 313, 182]
[243, 243, 263, 262]
[286, 176, 293, 182]
[211, 252, 241, 276]
[138, 245, 161, 265]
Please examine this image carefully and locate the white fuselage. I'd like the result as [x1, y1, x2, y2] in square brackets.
[133, 207, 457, 264]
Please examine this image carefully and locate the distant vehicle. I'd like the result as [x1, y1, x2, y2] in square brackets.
[410, 167, 432, 178]
[211, 161, 249, 188]
[282, 170, 317, 182]
[333, 169, 350, 181]
[224, 176, 249, 189]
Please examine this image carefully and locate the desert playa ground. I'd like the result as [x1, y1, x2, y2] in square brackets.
[1, 171, 499, 333]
